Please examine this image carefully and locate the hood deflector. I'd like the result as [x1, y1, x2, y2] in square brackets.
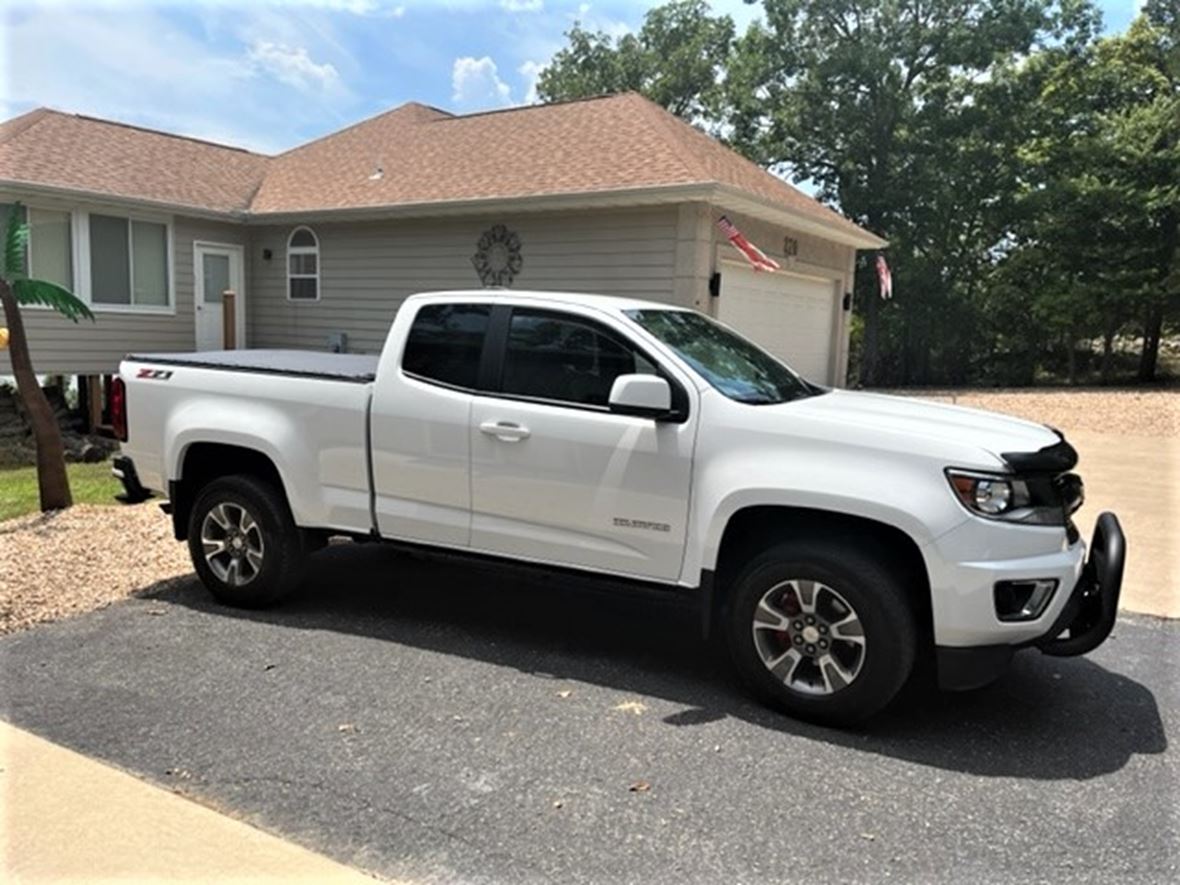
[1001, 437, 1079, 473]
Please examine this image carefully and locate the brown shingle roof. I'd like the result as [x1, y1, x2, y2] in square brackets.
[0, 108, 269, 213]
[251, 94, 870, 240]
[0, 96, 877, 243]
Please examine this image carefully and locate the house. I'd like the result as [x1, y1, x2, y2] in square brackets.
[0, 93, 884, 409]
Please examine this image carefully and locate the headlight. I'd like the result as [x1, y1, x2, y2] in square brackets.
[946, 469, 1065, 525]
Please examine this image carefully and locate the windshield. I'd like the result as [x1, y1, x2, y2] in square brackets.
[624, 309, 821, 404]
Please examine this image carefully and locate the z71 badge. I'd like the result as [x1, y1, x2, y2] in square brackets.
[136, 368, 173, 380]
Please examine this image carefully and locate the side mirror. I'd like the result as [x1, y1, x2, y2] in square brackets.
[608, 374, 671, 419]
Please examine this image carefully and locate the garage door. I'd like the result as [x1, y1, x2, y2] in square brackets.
[716, 263, 838, 384]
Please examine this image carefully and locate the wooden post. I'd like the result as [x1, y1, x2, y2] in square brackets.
[86, 375, 103, 432]
[222, 290, 236, 349]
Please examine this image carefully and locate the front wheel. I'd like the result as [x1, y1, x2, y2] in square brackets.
[187, 474, 306, 608]
[725, 540, 917, 726]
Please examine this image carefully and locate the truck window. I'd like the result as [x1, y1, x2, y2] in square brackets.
[500, 308, 656, 407]
[625, 308, 819, 404]
[402, 303, 491, 390]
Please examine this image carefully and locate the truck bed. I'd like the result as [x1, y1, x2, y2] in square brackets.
[127, 349, 380, 383]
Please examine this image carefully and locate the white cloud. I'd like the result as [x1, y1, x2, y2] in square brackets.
[451, 55, 511, 109]
[500, 0, 543, 11]
[0, 3, 359, 154]
[518, 60, 544, 104]
[247, 41, 342, 92]
[567, 2, 631, 40]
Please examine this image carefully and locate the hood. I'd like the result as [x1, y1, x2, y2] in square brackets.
[786, 390, 1060, 464]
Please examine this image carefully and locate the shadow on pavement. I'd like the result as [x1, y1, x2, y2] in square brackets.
[147, 542, 1168, 782]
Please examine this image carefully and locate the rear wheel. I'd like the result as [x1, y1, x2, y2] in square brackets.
[187, 474, 305, 608]
[725, 540, 917, 725]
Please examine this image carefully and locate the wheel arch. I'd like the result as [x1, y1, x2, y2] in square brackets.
[706, 505, 933, 646]
[170, 442, 289, 541]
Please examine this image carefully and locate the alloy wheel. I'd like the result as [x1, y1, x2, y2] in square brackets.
[751, 579, 867, 695]
[200, 502, 265, 587]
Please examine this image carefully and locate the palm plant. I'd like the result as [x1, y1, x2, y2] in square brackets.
[0, 202, 95, 511]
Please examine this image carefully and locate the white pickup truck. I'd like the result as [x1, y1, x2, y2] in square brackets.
[114, 289, 1125, 723]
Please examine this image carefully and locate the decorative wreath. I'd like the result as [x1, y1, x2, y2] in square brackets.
[471, 224, 523, 287]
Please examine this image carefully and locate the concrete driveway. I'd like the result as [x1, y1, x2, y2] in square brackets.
[1070, 431, 1177, 618]
[2, 545, 1176, 884]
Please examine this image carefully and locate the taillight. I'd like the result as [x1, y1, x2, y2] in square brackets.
[111, 377, 128, 442]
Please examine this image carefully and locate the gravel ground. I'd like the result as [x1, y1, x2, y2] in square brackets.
[884, 387, 1178, 436]
[0, 503, 191, 634]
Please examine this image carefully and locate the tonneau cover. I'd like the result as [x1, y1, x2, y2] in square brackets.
[126, 349, 380, 383]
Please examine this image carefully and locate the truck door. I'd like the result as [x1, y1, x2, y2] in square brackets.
[468, 305, 695, 582]
[369, 302, 491, 547]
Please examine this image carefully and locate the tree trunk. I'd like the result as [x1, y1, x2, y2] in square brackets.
[860, 286, 881, 386]
[1066, 327, 1078, 385]
[1100, 325, 1115, 385]
[1137, 303, 1163, 382]
[0, 279, 73, 511]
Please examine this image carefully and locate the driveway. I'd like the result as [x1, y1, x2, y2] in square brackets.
[1, 544, 1176, 884]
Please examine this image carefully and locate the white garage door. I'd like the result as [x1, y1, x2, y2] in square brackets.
[717, 263, 838, 384]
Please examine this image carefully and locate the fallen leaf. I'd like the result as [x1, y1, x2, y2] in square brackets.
[557, 690, 572, 699]
[629, 780, 651, 793]
[613, 701, 647, 716]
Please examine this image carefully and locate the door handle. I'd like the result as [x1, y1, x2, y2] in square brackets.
[479, 420, 530, 441]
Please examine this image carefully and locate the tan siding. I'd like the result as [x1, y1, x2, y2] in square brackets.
[247, 207, 679, 354]
[0, 196, 249, 374]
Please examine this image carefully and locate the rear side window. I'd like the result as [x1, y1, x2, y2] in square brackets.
[402, 303, 491, 389]
[500, 308, 656, 407]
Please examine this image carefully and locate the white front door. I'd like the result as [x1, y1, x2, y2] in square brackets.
[194, 243, 245, 351]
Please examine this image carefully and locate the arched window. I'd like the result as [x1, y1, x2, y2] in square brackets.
[287, 226, 319, 301]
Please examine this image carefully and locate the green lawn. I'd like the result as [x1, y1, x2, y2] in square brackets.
[0, 461, 122, 522]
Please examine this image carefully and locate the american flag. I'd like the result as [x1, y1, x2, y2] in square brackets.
[717, 216, 780, 273]
[876, 254, 893, 300]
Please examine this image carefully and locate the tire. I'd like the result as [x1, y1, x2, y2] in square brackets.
[187, 474, 306, 608]
[725, 539, 917, 726]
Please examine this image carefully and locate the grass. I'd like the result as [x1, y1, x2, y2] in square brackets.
[0, 461, 122, 522]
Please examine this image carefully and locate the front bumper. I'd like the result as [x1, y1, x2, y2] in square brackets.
[937, 512, 1126, 690]
[1036, 511, 1125, 656]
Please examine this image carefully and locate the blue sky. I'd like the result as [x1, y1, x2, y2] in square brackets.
[0, 0, 1146, 155]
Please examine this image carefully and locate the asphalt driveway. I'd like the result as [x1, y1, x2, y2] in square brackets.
[2, 544, 1176, 884]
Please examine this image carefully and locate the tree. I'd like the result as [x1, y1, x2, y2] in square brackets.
[994, 14, 1180, 382]
[0, 203, 95, 511]
[536, 0, 734, 120]
[725, 0, 1098, 385]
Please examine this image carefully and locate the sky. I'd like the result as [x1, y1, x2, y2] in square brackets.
[0, 0, 1148, 156]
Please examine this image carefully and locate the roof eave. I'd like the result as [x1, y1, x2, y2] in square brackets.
[712, 184, 888, 250]
[244, 183, 716, 224]
[0, 178, 249, 221]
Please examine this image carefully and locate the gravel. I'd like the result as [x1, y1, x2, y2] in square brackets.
[0, 503, 191, 635]
[883, 388, 1179, 436]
